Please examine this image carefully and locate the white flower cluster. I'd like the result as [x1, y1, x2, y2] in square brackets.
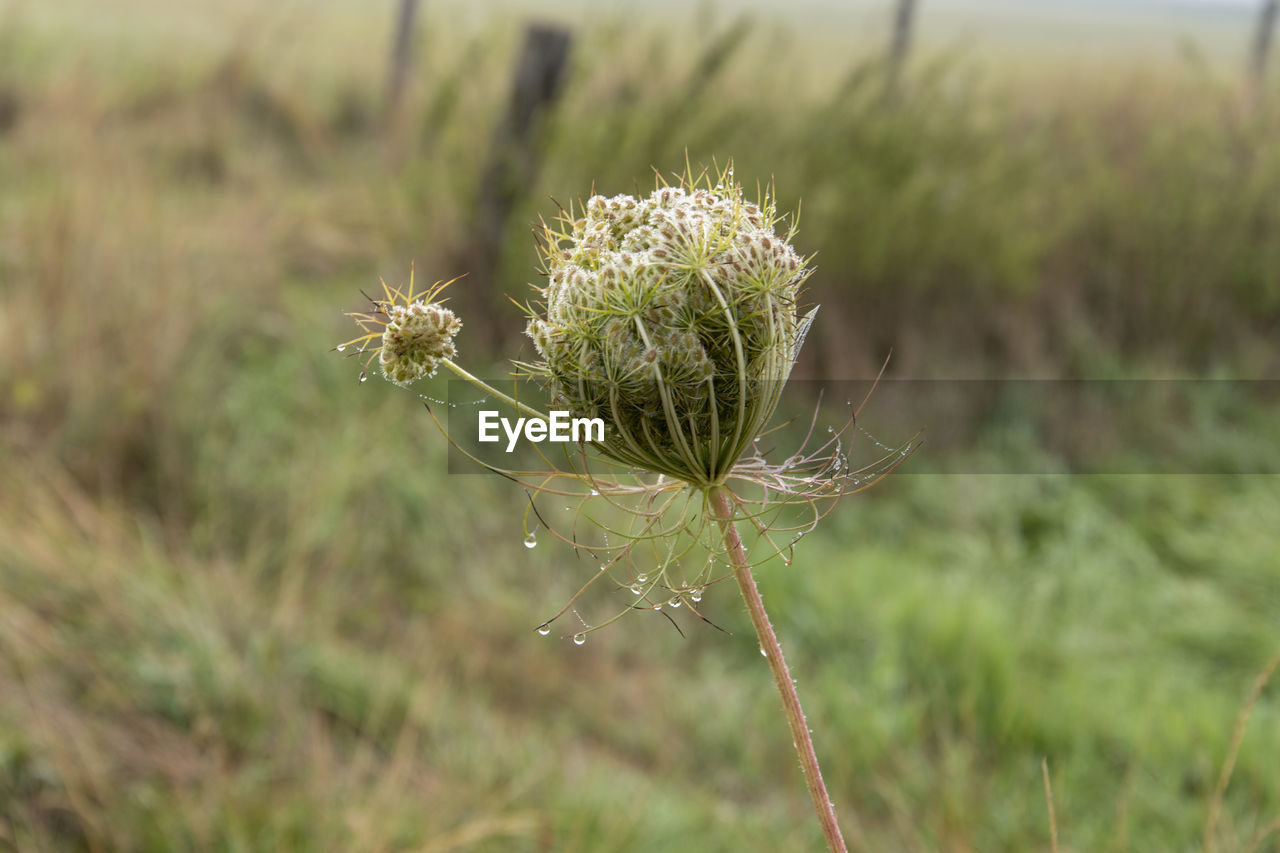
[525, 177, 811, 481]
[379, 301, 462, 385]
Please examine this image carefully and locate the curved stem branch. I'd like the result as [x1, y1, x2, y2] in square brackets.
[440, 358, 547, 420]
[709, 485, 850, 853]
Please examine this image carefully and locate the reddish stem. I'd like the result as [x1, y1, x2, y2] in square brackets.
[709, 485, 850, 853]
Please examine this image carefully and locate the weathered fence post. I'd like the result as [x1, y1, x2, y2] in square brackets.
[385, 0, 421, 127]
[885, 0, 918, 105]
[1246, 0, 1278, 113]
[465, 23, 573, 347]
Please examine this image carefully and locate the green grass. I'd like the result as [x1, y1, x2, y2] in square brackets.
[1, 2, 1278, 850]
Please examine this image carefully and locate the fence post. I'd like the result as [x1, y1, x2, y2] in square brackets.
[465, 23, 573, 347]
[386, 0, 421, 127]
[1247, 0, 1278, 113]
[885, 0, 918, 105]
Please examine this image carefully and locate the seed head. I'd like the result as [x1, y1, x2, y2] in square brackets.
[379, 300, 461, 385]
[523, 165, 814, 486]
[337, 269, 462, 385]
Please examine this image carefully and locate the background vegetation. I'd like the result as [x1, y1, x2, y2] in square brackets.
[1, 1, 1277, 850]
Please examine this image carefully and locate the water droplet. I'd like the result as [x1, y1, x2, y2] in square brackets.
[636, 573, 649, 583]
[630, 584, 643, 595]
[653, 603, 663, 611]
[537, 625, 551, 636]
[668, 597, 681, 608]
[690, 591, 703, 602]
[589, 489, 599, 496]
[359, 374, 368, 383]
[827, 426, 834, 433]
[760, 647, 768, 657]
[573, 633, 586, 645]
[336, 345, 346, 352]
[524, 532, 537, 549]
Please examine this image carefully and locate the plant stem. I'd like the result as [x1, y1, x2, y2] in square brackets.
[440, 358, 548, 421]
[709, 485, 850, 853]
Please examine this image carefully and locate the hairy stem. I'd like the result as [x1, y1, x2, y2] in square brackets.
[709, 485, 851, 853]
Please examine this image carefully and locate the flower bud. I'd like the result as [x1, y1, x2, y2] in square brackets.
[379, 301, 461, 385]
[528, 167, 813, 485]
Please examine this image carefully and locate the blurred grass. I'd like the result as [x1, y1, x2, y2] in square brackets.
[1, 1, 1278, 850]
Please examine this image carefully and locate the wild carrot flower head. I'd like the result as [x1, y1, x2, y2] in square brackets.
[522, 164, 815, 487]
[379, 300, 461, 384]
[337, 270, 462, 385]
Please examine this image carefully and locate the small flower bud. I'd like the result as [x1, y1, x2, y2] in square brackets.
[380, 301, 461, 385]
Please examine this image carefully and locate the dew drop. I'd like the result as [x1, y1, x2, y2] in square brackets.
[760, 646, 768, 657]
[359, 374, 368, 383]
[827, 426, 834, 433]
[691, 591, 703, 602]
[668, 597, 682, 608]
[573, 633, 586, 645]
[524, 531, 537, 549]
[537, 625, 551, 636]
[590, 489, 600, 496]
[336, 345, 347, 352]
[630, 584, 643, 595]
[636, 573, 649, 583]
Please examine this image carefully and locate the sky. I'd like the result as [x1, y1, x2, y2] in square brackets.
[6, 0, 1269, 82]
[433, 0, 1265, 73]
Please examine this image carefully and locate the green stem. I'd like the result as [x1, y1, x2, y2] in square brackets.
[440, 358, 547, 421]
[709, 485, 851, 853]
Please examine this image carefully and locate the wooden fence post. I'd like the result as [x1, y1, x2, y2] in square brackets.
[1247, 0, 1278, 113]
[465, 23, 573, 347]
[885, 0, 918, 105]
[386, 0, 421, 127]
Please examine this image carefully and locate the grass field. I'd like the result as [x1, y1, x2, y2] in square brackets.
[1, 2, 1278, 850]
